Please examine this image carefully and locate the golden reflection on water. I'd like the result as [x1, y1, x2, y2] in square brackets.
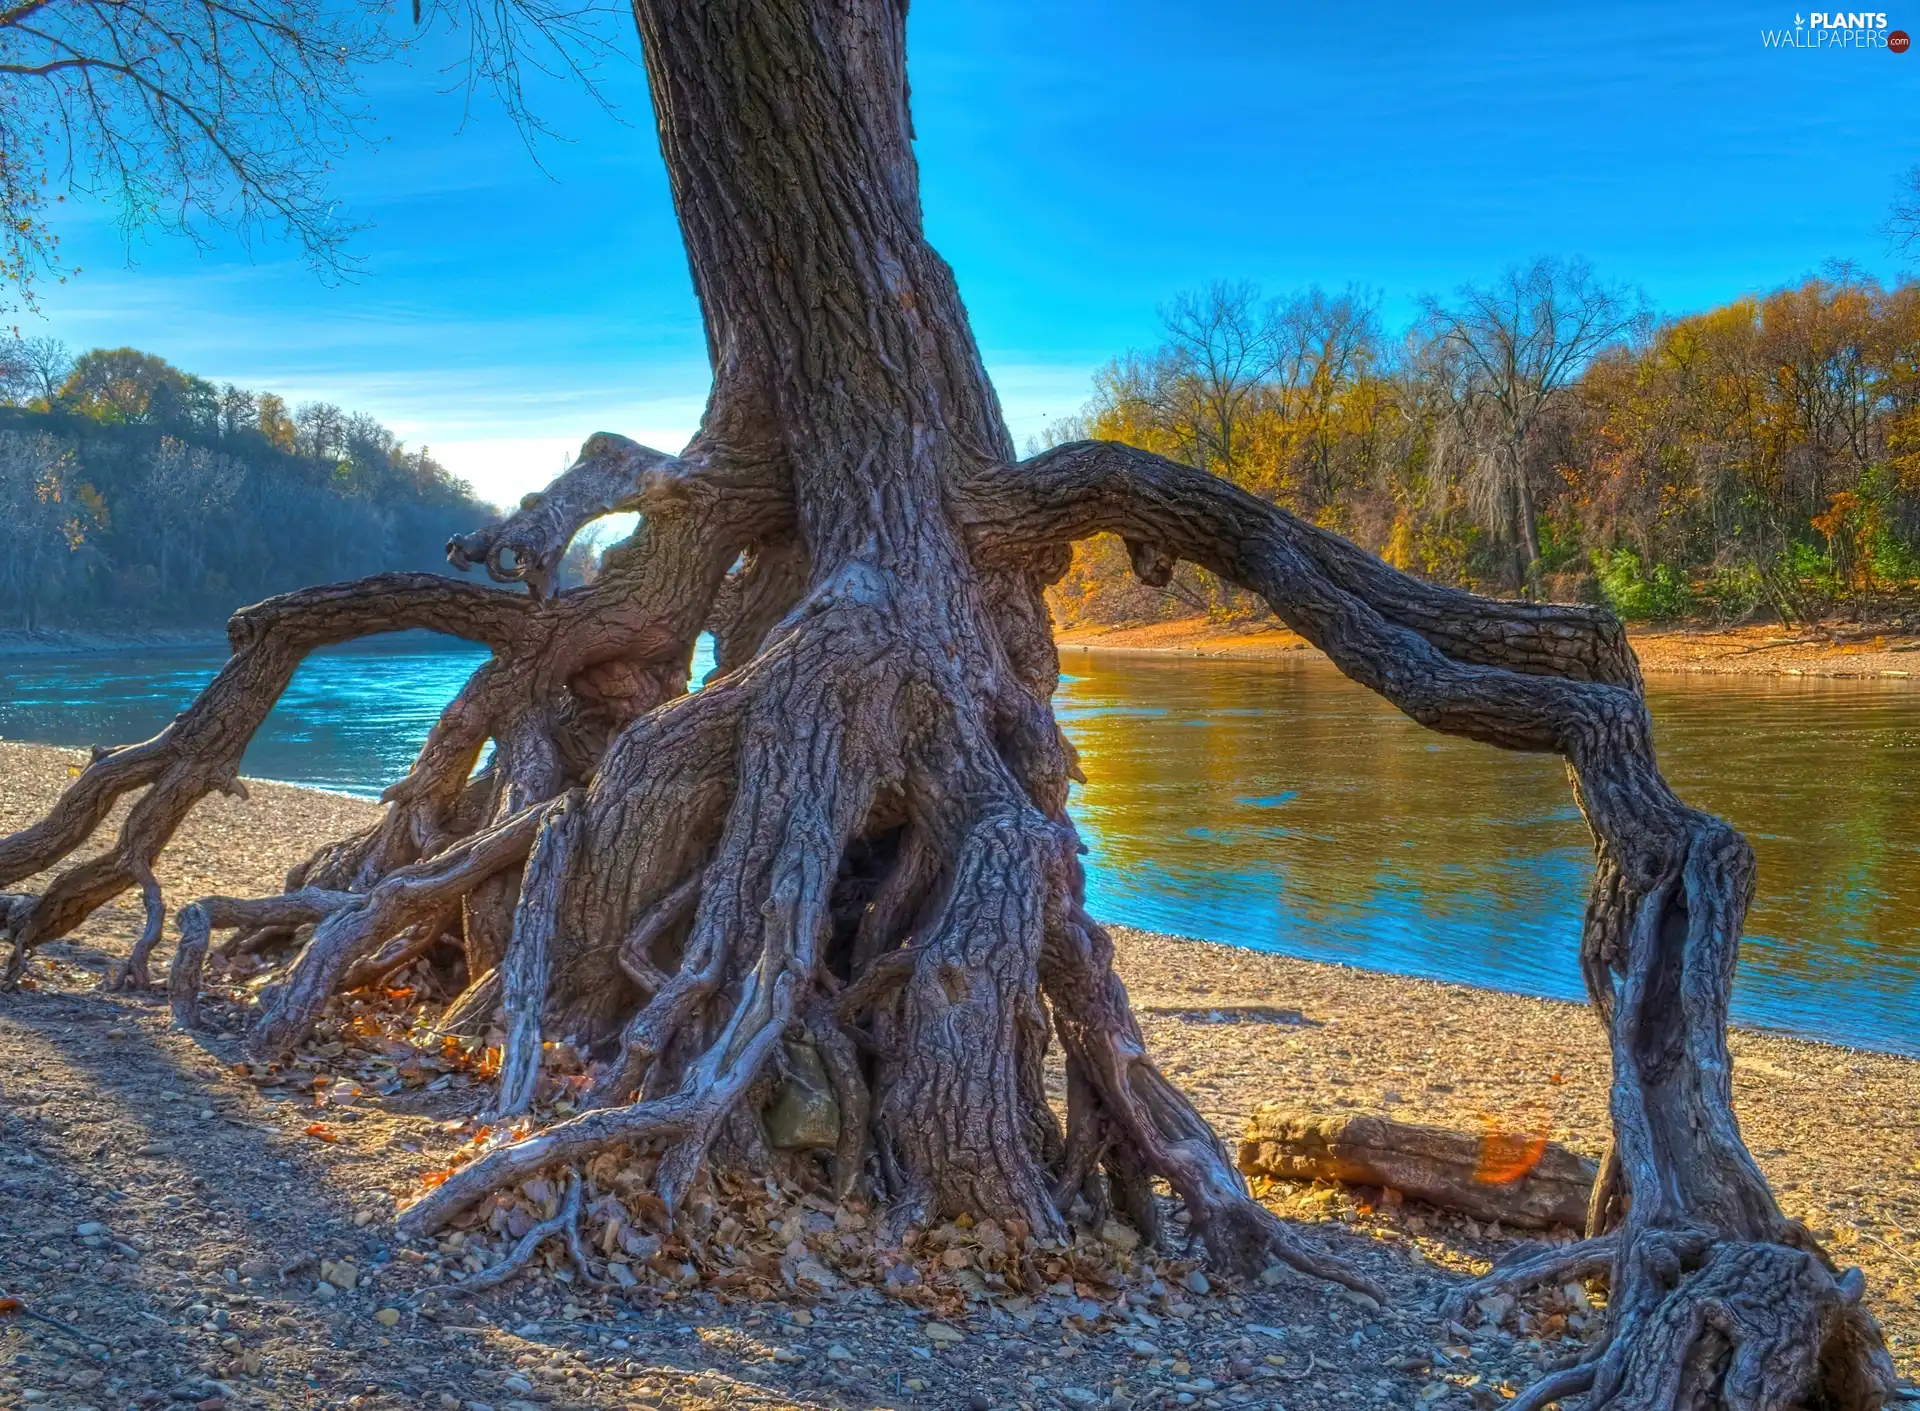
[1057, 650, 1920, 1055]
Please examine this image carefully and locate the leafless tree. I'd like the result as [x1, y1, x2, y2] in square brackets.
[1154, 280, 1275, 474]
[1422, 257, 1648, 590]
[0, 333, 70, 403]
[0, 0, 629, 313]
[1888, 164, 1920, 260]
[1270, 285, 1382, 508]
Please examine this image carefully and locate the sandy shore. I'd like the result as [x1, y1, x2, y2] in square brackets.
[4, 740, 1919, 1410]
[1056, 616, 1920, 680]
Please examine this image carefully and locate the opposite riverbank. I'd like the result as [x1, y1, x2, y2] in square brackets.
[4, 737, 1919, 1407]
[8, 614, 1920, 680]
[0, 625, 229, 657]
[1057, 616, 1920, 679]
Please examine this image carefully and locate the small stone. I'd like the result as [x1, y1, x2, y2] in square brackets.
[826, 1344, 852, 1362]
[513, 1322, 542, 1338]
[353, 1210, 374, 1227]
[1475, 1292, 1514, 1325]
[904, 1378, 927, 1392]
[325, 1259, 360, 1290]
[501, 1375, 534, 1394]
[968, 1393, 991, 1411]
[1061, 1390, 1099, 1406]
[311, 1282, 337, 1302]
[1182, 1269, 1210, 1296]
[375, 1307, 401, 1327]
[76, 1221, 110, 1237]
[1097, 1220, 1140, 1255]
[924, 1322, 965, 1344]
[439, 1396, 460, 1411]
[789, 1309, 813, 1328]
[1125, 1338, 1159, 1357]
[771, 1348, 803, 1364]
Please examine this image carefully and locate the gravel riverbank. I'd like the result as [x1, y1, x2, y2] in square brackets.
[4, 740, 1918, 1411]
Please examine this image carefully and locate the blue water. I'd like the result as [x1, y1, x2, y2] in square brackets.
[4, 635, 1917, 1053]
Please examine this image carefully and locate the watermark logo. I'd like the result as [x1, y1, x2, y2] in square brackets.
[1762, 10, 1907, 45]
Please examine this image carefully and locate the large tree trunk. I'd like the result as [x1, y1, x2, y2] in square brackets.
[0, 3, 1894, 1405]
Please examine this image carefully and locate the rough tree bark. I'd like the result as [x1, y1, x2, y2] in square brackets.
[0, 3, 1893, 1405]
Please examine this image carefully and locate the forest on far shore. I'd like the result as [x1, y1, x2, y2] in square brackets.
[9, 261, 1920, 638]
[1046, 261, 1920, 630]
[0, 341, 493, 632]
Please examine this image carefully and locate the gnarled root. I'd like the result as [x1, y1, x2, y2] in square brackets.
[1042, 896, 1386, 1300]
[1441, 1234, 1619, 1324]
[415, 1168, 589, 1303]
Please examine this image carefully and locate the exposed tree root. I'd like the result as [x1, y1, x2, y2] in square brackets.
[414, 1169, 589, 1303]
[1439, 1233, 1618, 1324]
[0, 2, 1895, 1398]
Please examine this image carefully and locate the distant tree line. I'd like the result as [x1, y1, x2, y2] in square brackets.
[1049, 261, 1920, 627]
[0, 340, 494, 631]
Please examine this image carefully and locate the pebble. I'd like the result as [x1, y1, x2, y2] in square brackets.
[75, 1221, 109, 1237]
[438, 1396, 460, 1411]
[514, 1322, 543, 1338]
[968, 1393, 991, 1411]
[826, 1343, 852, 1361]
[501, 1374, 534, 1394]
[374, 1307, 401, 1326]
[1182, 1269, 1210, 1295]
[924, 1321, 965, 1344]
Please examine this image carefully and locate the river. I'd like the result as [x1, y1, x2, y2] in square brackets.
[4, 634, 1916, 1053]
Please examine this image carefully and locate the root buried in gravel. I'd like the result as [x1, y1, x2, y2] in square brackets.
[0, 0, 1899, 1403]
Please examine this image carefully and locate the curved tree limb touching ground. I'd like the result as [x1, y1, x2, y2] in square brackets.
[0, 3, 1891, 1405]
[965, 439, 1895, 1407]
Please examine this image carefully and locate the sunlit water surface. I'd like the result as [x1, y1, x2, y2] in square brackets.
[4, 635, 1916, 1052]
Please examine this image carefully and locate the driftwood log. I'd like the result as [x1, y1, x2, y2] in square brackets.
[1238, 1106, 1596, 1231]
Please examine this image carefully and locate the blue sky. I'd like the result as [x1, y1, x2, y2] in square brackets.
[25, 0, 1920, 506]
